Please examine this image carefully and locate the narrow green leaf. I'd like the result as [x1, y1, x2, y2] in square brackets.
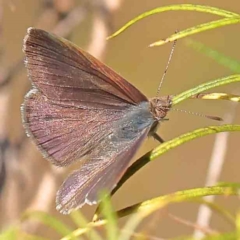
[60, 184, 240, 239]
[192, 93, 240, 102]
[202, 232, 237, 240]
[149, 125, 240, 159]
[113, 125, 240, 196]
[236, 209, 240, 236]
[61, 220, 107, 240]
[69, 211, 102, 240]
[118, 184, 240, 240]
[185, 39, 240, 72]
[190, 199, 235, 225]
[150, 17, 240, 47]
[0, 227, 50, 240]
[217, 182, 240, 188]
[117, 184, 240, 218]
[0, 227, 18, 240]
[172, 75, 240, 105]
[99, 193, 119, 240]
[172, 232, 237, 240]
[108, 4, 239, 39]
[22, 211, 73, 237]
[70, 210, 88, 228]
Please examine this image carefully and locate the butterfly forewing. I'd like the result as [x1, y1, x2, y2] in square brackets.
[23, 28, 147, 109]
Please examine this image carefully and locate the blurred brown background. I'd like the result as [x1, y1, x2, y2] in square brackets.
[0, 0, 239, 239]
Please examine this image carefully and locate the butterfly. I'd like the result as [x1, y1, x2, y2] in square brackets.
[21, 28, 171, 214]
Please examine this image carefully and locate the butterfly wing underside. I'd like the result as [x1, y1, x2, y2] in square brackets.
[23, 28, 147, 109]
[22, 28, 151, 211]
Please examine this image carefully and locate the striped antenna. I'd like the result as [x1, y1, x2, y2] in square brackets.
[171, 107, 223, 121]
[156, 39, 177, 97]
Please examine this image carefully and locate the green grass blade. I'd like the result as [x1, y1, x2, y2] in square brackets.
[61, 220, 107, 240]
[236, 210, 240, 237]
[148, 124, 240, 160]
[0, 227, 50, 240]
[117, 184, 240, 218]
[0, 227, 20, 240]
[113, 125, 240, 196]
[150, 17, 240, 47]
[190, 199, 235, 225]
[65, 210, 102, 240]
[59, 184, 240, 239]
[185, 39, 240, 72]
[202, 232, 237, 240]
[194, 93, 240, 102]
[108, 4, 239, 39]
[172, 232, 237, 240]
[118, 184, 240, 240]
[69, 211, 102, 240]
[69, 210, 88, 227]
[99, 193, 119, 240]
[22, 211, 73, 237]
[110, 75, 240, 198]
[172, 74, 240, 105]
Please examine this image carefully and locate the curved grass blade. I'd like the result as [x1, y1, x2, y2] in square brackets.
[181, 40, 240, 237]
[111, 124, 240, 197]
[93, 75, 240, 221]
[69, 211, 102, 240]
[0, 226, 50, 240]
[108, 4, 239, 39]
[93, 76, 240, 220]
[236, 210, 240, 233]
[61, 220, 107, 240]
[185, 39, 240, 73]
[22, 211, 73, 237]
[172, 74, 240, 105]
[0, 227, 18, 240]
[117, 184, 240, 240]
[218, 182, 240, 188]
[99, 192, 119, 240]
[150, 17, 240, 47]
[69, 211, 87, 227]
[63, 184, 240, 239]
[203, 232, 237, 240]
[190, 93, 240, 102]
[190, 199, 235, 225]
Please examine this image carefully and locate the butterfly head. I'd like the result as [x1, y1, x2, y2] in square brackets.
[149, 96, 172, 121]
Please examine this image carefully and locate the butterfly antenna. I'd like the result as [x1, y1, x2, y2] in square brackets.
[156, 39, 177, 97]
[171, 107, 223, 121]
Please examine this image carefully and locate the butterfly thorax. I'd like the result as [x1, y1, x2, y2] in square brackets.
[149, 96, 172, 121]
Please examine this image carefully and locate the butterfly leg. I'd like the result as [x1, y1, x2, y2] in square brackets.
[152, 133, 164, 143]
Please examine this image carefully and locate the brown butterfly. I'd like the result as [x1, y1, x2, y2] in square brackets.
[21, 28, 171, 214]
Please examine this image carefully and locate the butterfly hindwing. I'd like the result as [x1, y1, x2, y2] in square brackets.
[56, 126, 150, 213]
